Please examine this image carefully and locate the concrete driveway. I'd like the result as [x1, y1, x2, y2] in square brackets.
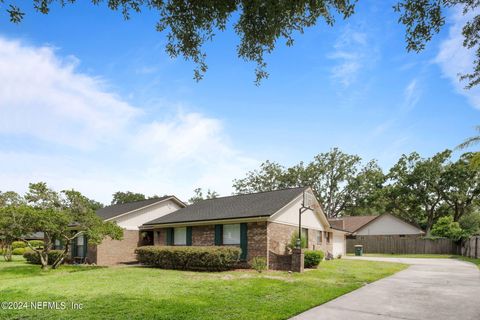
[291, 257, 480, 320]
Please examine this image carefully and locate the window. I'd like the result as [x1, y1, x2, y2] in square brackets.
[76, 234, 85, 258]
[302, 228, 308, 245]
[316, 230, 322, 244]
[223, 224, 240, 245]
[54, 239, 64, 250]
[174, 227, 187, 245]
[325, 231, 331, 243]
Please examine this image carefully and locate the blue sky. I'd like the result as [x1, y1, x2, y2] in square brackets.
[0, 1, 478, 204]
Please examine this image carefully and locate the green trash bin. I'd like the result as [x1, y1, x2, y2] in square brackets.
[354, 245, 363, 256]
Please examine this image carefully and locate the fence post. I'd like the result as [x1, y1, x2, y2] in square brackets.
[476, 237, 479, 259]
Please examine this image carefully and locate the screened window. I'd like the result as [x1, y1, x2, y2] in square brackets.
[174, 227, 187, 245]
[316, 230, 322, 243]
[223, 224, 240, 245]
[76, 234, 85, 258]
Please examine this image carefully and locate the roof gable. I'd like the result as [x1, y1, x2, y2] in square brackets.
[143, 187, 309, 226]
[355, 213, 424, 235]
[96, 196, 184, 221]
[328, 215, 378, 233]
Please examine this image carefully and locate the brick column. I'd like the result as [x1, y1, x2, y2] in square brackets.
[291, 248, 304, 273]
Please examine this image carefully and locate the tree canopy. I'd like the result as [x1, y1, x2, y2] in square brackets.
[0, 182, 122, 269]
[111, 191, 146, 204]
[188, 188, 219, 204]
[3, 1, 480, 86]
[233, 148, 387, 218]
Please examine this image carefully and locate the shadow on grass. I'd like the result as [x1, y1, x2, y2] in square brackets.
[0, 264, 104, 280]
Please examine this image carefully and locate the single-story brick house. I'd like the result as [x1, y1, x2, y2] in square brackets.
[141, 187, 347, 270]
[65, 196, 186, 265]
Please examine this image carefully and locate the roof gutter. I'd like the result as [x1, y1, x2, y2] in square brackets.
[140, 216, 269, 229]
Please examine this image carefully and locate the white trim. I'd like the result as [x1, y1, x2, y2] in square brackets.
[268, 220, 323, 231]
[104, 197, 185, 222]
[140, 216, 268, 229]
[268, 187, 330, 228]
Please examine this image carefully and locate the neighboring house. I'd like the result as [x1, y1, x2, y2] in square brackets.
[66, 196, 186, 265]
[330, 214, 425, 254]
[329, 214, 425, 237]
[141, 187, 347, 270]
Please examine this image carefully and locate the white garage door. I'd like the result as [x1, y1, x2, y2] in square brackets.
[332, 234, 346, 257]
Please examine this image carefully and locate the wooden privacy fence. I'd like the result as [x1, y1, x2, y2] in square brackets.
[347, 236, 460, 255]
[462, 236, 480, 258]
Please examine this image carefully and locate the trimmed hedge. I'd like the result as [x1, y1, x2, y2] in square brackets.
[23, 250, 65, 265]
[136, 246, 241, 271]
[12, 241, 26, 249]
[12, 247, 26, 255]
[304, 250, 324, 268]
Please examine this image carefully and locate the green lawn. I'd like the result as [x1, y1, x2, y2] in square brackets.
[346, 253, 480, 269]
[0, 258, 406, 320]
[346, 253, 456, 259]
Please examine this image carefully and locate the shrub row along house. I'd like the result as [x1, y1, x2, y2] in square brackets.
[70, 187, 347, 270]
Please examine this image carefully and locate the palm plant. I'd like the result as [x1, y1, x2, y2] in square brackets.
[458, 125, 480, 149]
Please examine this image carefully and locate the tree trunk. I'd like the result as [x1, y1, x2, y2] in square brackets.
[51, 243, 69, 269]
[39, 251, 49, 270]
[2, 244, 12, 262]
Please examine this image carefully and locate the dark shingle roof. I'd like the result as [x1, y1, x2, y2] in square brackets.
[143, 187, 308, 225]
[328, 216, 379, 233]
[96, 196, 174, 220]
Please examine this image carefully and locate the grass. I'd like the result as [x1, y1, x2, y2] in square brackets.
[346, 253, 480, 269]
[346, 253, 456, 259]
[457, 256, 480, 269]
[0, 258, 406, 320]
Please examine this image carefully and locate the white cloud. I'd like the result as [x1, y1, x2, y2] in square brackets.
[0, 37, 257, 203]
[403, 78, 420, 111]
[328, 26, 375, 87]
[436, 8, 480, 109]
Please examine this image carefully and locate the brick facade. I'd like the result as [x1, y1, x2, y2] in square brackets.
[146, 221, 332, 270]
[88, 229, 140, 266]
[192, 225, 215, 246]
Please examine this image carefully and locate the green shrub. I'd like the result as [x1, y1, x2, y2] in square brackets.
[28, 240, 44, 249]
[23, 250, 65, 265]
[304, 250, 324, 268]
[251, 256, 267, 273]
[135, 246, 241, 271]
[12, 241, 26, 249]
[287, 231, 307, 251]
[12, 247, 26, 255]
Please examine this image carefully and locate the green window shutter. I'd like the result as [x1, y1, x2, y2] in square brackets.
[186, 227, 192, 246]
[166, 228, 174, 245]
[240, 223, 248, 261]
[214, 224, 223, 246]
[71, 238, 77, 257]
[83, 235, 88, 257]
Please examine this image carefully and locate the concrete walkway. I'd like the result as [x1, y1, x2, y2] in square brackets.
[291, 257, 480, 320]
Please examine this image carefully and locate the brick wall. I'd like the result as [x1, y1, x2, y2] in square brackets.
[192, 225, 215, 246]
[246, 221, 268, 263]
[93, 229, 140, 266]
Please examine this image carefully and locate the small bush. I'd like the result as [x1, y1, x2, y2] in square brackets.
[304, 250, 324, 268]
[12, 247, 26, 255]
[135, 246, 241, 271]
[28, 240, 44, 249]
[287, 231, 307, 251]
[251, 257, 267, 273]
[12, 241, 26, 249]
[336, 254, 342, 259]
[23, 250, 65, 265]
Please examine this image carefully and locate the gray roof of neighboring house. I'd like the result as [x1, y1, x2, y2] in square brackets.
[96, 196, 177, 220]
[143, 187, 309, 226]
